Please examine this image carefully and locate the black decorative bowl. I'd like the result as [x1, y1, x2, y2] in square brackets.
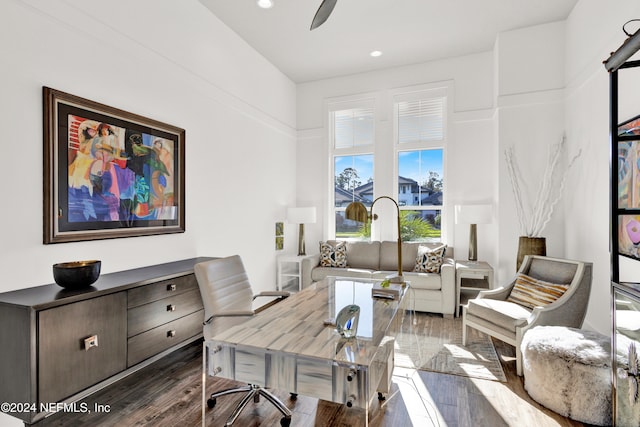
[52, 260, 101, 289]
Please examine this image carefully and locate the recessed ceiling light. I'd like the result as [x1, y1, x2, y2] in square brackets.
[370, 50, 383, 57]
[257, 0, 274, 9]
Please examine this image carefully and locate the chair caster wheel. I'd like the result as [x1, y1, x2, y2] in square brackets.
[207, 397, 216, 409]
[280, 416, 292, 426]
[378, 392, 386, 401]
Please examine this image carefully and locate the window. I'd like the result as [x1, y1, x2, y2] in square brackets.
[329, 102, 375, 239]
[394, 90, 446, 242]
[327, 86, 448, 242]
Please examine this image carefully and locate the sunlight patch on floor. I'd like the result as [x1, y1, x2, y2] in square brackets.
[392, 368, 446, 427]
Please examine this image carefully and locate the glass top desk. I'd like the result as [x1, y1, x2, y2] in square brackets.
[203, 277, 407, 426]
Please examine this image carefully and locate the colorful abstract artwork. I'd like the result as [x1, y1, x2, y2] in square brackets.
[619, 215, 640, 260]
[44, 87, 185, 243]
[619, 116, 640, 208]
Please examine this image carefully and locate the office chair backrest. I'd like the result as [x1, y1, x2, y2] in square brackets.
[194, 255, 255, 338]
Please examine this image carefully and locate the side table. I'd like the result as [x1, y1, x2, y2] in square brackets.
[455, 260, 494, 317]
[277, 254, 314, 292]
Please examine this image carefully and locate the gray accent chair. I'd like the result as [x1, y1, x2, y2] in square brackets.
[195, 255, 292, 426]
[461, 255, 593, 376]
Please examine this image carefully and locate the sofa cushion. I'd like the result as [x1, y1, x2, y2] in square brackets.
[466, 299, 531, 331]
[345, 241, 380, 270]
[507, 273, 569, 310]
[320, 241, 348, 267]
[414, 244, 447, 273]
[379, 241, 421, 272]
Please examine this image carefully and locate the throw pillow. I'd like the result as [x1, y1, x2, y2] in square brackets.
[507, 273, 570, 310]
[414, 244, 447, 273]
[319, 241, 348, 268]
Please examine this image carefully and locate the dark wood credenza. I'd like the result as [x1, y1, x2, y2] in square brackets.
[0, 257, 213, 425]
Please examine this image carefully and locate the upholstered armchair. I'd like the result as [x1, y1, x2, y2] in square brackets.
[461, 255, 593, 376]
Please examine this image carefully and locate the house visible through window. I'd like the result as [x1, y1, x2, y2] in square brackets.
[397, 149, 443, 241]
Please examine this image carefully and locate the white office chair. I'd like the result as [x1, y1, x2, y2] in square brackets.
[195, 255, 292, 426]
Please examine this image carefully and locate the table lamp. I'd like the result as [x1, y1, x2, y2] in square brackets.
[345, 196, 404, 284]
[455, 204, 492, 262]
[287, 207, 316, 256]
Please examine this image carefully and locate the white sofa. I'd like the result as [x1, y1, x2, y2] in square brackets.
[301, 240, 456, 317]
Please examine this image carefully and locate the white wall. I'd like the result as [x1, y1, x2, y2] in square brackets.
[494, 21, 568, 283]
[0, 1, 297, 293]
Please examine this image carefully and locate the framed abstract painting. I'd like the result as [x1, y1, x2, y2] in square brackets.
[43, 87, 185, 244]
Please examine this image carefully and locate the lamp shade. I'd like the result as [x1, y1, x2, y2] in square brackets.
[345, 202, 369, 223]
[455, 204, 492, 225]
[287, 207, 316, 224]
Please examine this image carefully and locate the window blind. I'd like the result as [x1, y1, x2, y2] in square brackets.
[333, 107, 374, 149]
[397, 97, 444, 144]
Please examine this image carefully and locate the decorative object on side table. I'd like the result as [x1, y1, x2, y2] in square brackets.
[454, 204, 492, 262]
[504, 136, 581, 270]
[287, 207, 316, 256]
[345, 196, 404, 284]
[52, 260, 101, 289]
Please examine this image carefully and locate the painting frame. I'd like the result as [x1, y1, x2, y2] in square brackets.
[43, 87, 185, 244]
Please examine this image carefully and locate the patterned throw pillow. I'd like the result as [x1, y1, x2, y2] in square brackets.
[507, 273, 569, 310]
[414, 244, 447, 273]
[320, 241, 348, 268]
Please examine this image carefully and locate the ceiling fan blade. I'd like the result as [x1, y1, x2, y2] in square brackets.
[310, 0, 338, 30]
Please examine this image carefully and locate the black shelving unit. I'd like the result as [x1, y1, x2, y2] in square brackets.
[606, 28, 640, 426]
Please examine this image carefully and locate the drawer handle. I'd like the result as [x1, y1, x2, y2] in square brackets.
[167, 284, 177, 291]
[167, 330, 176, 338]
[167, 304, 176, 312]
[83, 335, 98, 351]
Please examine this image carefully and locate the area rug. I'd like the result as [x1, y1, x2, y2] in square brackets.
[394, 312, 507, 382]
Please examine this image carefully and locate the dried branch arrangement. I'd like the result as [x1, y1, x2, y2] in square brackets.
[505, 136, 581, 237]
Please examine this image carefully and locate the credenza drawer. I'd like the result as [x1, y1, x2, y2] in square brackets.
[128, 289, 203, 337]
[127, 310, 203, 366]
[127, 274, 198, 308]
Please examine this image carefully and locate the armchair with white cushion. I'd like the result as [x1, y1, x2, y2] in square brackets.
[461, 255, 593, 376]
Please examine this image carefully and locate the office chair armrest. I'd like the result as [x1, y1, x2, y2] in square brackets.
[253, 291, 290, 300]
[203, 311, 255, 324]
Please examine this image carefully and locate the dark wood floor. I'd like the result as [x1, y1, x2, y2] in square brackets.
[38, 336, 590, 427]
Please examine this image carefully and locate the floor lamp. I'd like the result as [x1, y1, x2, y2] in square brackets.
[345, 196, 404, 284]
[287, 207, 316, 256]
[455, 204, 492, 262]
